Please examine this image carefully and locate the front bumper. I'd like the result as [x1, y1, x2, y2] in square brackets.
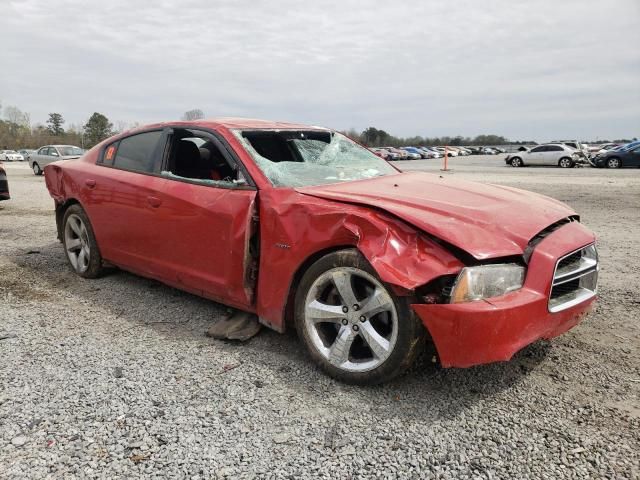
[411, 220, 597, 368]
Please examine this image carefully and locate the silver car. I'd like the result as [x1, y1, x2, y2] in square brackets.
[29, 145, 84, 175]
[505, 144, 579, 168]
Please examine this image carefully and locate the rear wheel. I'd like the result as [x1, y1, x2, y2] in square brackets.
[606, 157, 621, 169]
[62, 205, 104, 278]
[295, 249, 425, 385]
[558, 157, 574, 168]
[511, 157, 523, 167]
[32, 163, 42, 175]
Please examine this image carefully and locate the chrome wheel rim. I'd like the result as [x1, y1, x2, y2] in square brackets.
[64, 214, 90, 273]
[608, 158, 619, 168]
[560, 158, 571, 168]
[304, 267, 398, 373]
[512, 159, 521, 167]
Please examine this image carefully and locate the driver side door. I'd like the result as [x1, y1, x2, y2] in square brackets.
[526, 146, 547, 165]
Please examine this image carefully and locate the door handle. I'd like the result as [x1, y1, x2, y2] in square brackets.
[85, 179, 96, 189]
[147, 196, 162, 208]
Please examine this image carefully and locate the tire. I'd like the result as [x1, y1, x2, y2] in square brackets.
[62, 204, 104, 278]
[32, 163, 42, 176]
[294, 249, 425, 385]
[558, 157, 574, 168]
[511, 157, 523, 167]
[606, 157, 621, 169]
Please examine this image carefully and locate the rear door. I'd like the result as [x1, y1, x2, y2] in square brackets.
[85, 129, 170, 278]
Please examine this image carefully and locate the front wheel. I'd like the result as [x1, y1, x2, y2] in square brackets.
[511, 157, 523, 167]
[558, 157, 574, 168]
[295, 249, 425, 385]
[32, 163, 42, 175]
[62, 205, 104, 278]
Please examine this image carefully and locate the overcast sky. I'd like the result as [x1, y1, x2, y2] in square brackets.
[1, 0, 638, 140]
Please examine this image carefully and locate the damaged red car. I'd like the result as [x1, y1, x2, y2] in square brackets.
[44, 119, 598, 384]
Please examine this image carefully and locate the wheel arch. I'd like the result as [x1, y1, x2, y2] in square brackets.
[282, 244, 357, 330]
[55, 198, 83, 241]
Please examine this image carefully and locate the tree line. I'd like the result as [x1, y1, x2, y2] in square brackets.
[0, 103, 115, 150]
[344, 127, 634, 147]
[344, 127, 532, 147]
[0, 103, 206, 151]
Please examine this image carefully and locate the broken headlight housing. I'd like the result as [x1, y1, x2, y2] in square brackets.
[450, 264, 525, 303]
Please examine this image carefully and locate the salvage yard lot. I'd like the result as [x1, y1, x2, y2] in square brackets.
[1, 157, 639, 478]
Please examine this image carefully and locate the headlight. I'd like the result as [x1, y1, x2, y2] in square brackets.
[450, 264, 525, 303]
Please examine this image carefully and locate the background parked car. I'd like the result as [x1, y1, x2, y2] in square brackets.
[400, 147, 424, 159]
[417, 147, 440, 158]
[18, 149, 35, 160]
[0, 162, 9, 200]
[0, 150, 24, 161]
[371, 148, 391, 160]
[434, 147, 458, 157]
[383, 147, 409, 160]
[29, 145, 84, 175]
[479, 147, 499, 155]
[592, 144, 640, 168]
[505, 144, 579, 168]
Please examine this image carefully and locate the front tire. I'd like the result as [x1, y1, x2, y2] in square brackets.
[62, 205, 104, 278]
[32, 163, 42, 175]
[511, 157, 523, 167]
[295, 249, 425, 385]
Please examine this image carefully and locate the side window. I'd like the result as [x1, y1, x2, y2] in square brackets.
[113, 131, 162, 173]
[50, 148, 59, 157]
[39, 147, 49, 155]
[101, 142, 119, 166]
[548, 145, 563, 152]
[530, 146, 545, 153]
[163, 129, 241, 186]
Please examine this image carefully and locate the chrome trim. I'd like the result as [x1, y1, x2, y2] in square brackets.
[548, 244, 598, 313]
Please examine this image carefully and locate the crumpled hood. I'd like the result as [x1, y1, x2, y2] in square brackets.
[297, 172, 576, 260]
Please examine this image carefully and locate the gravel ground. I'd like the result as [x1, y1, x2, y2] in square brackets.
[1, 158, 639, 479]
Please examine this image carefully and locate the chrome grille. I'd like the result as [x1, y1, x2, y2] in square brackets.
[548, 244, 598, 312]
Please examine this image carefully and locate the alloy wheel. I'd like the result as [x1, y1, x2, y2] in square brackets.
[607, 158, 620, 168]
[559, 158, 572, 168]
[303, 267, 398, 373]
[64, 214, 91, 273]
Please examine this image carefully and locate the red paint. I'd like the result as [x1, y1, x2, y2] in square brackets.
[413, 220, 596, 367]
[44, 118, 597, 368]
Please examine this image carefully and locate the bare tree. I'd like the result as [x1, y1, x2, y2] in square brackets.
[181, 109, 205, 121]
[4, 106, 30, 127]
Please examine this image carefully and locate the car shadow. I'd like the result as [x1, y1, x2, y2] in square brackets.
[10, 240, 553, 421]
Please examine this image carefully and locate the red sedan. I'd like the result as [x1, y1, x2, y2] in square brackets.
[44, 118, 598, 384]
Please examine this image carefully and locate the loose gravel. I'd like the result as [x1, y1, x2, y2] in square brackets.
[1, 159, 639, 478]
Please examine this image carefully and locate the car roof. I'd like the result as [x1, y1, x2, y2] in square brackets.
[128, 118, 330, 133]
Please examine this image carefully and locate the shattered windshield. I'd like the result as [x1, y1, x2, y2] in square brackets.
[233, 129, 398, 187]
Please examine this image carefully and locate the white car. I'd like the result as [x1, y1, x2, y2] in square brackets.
[435, 147, 458, 157]
[505, 144, 579, 168]
[0, 150, 24, 161]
